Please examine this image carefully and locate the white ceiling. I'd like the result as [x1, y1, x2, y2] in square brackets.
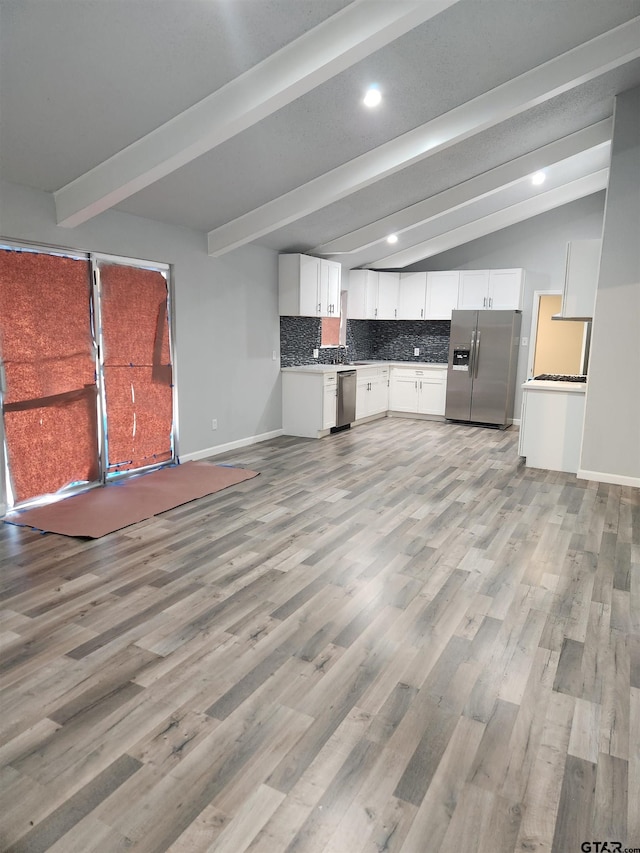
[1, 0, 639, 269]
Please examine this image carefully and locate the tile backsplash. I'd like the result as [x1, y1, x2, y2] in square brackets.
[280, 317, 451, 367]
[367, 320, 450, 363]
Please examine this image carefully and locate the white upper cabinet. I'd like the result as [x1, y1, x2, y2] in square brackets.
[349, 270, 400, 319]
[426, 271, 460, 319]
[559, 240, 600, 318]
[348, 266, 524, 320]
[347, 270, 378, 319]
[321, 259, 342, 317]
[398, 272, 427, 319]
[377, 272, 400, 319]
[458, 270, 490, 309]
[488, 269, 524, 310]
[279, 254, 341, 317]
[458, 269, 523, 310]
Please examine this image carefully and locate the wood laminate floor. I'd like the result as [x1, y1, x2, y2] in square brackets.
[1, 418, 638, 853]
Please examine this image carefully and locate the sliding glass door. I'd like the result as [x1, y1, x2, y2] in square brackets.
[0, 245, 177, 509]
[93, 256, 175, 478]
[0, 247, 100, 505]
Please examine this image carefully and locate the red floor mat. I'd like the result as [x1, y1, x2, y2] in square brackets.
[4, 461, 259, 538]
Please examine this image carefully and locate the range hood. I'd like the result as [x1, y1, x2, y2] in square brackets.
[554, 239, 600, 321]
[552, 313, 593, 321]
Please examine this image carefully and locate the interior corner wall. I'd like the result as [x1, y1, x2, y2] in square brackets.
[0, 180, 282, 464]
[404, 193, 606, 414]
[579, 87, 640, 486]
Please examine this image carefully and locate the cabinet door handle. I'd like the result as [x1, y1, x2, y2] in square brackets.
[375, 308, 378, 317]
[421, 308, 423, 318]
[420, 381, 422, 390]
[483, 296, 487, 308]
[318, 302, 321, 313]
[415, 381, 417, 389]
[489, 297, 493, 308]
[394, 309, 397, 318]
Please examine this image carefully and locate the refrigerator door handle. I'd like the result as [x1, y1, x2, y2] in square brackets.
[474, 329, 481, 378]
[469, 329, 476, 377]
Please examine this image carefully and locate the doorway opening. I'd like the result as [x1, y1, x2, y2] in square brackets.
[528, 292, 589, 378]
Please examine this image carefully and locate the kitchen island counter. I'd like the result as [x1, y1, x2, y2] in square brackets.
[519, 379, 586, 473]
[522, 378, 587, 393]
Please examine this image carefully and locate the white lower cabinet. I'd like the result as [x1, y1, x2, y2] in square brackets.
[283, 364, 446, 438]
[322, 374, 337, 430]
[389, 367, 447, 416]
[519, 383, 586, 473]
[356, 366, 389, 420]
[388, 374, 419, 412]
[282, 370, 337, 438]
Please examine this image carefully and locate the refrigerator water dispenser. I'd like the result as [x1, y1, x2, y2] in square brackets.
[452, 347, 471, 371]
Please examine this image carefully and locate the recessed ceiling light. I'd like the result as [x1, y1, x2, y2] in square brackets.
[531, 171, 546, 185]
[386, 233, 398, 244]
[363, 85, 382, 108]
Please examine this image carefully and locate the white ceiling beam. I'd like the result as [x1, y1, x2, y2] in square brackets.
[207, 18, 640, 257]
[314, 119, 613, 255]
[370, 170, 609, 269]
[54, 0, 459, 228]
[346, 144, 610, 268]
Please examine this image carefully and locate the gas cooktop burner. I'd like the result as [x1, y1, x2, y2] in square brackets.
[534, 374, 587, 382]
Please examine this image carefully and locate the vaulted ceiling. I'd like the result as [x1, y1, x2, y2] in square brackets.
[1, 0, 639, 269]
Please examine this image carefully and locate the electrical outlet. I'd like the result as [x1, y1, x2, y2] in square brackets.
[414, 347, 420, 356]
[313, 348, 319, 358]
[211, 419, 217, 430]
[521, 337, 528, 347]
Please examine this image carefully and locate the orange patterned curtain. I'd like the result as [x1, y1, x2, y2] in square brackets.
[0, 249, 99, 503]
[98, 263, 173, 474]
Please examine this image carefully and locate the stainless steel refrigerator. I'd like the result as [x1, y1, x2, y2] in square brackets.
[445, 310, 521, 428]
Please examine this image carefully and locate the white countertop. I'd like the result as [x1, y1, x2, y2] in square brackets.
[282, 361, 448, 374]
[522, 379, 587, 393]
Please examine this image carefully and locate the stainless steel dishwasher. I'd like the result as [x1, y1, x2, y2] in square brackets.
[333, 369, 356, 432]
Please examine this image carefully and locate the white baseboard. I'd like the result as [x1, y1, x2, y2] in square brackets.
[577, 469, 640, 489]
[179, 429, 284, 463]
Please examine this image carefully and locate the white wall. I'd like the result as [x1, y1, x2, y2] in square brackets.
[0, 180, 282, 470]
[580, 87, 640, 486]
[406, 193, 606, 413]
